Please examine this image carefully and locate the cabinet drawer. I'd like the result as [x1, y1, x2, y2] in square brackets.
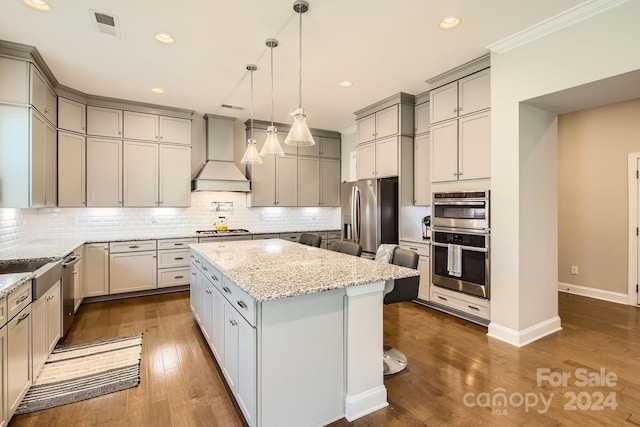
[157, 249, 190, 268]
[252, 233, 280, 240]
[198, 259, 223, 292]
[8, 281, 31, 321]
[158, 267, 190, 288]
[279, 233, 301, 242]
[400, 242, 430, 257]
[326, 231, 341, 240]
[157, 238, 197, 250]
[430, 287, 489, 319]
[110, 240, 157, 253]
[221, 276, 256, 327]
[0, 294, 7, 327]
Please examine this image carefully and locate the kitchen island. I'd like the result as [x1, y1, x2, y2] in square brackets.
[190, 239, 419, 427]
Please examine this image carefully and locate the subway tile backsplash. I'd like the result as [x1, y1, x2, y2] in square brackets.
[0, 192, 341, 247]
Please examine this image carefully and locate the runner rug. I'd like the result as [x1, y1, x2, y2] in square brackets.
[15, 333, 143, 415]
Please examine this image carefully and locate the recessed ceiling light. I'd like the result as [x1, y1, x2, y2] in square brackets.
[440, 16, 461, 30]
[154, 32, 175, 44]
[340, 81, 353, 88]
[23, 0, 51, 12]
[151, 88, 165, 94]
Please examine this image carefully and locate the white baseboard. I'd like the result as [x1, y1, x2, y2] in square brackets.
[558, 282, 628, 305]
[344, 385, 388, 421]
[488, 316, 562, 347]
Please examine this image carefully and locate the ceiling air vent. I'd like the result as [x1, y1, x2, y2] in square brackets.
[221, 104, 245, 111]
[90, 10, 120, 37]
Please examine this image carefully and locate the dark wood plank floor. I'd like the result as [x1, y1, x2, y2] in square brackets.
[10, 291, 640, 426]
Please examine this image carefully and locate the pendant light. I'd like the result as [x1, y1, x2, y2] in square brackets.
[241, 64, 263, 165]
[260, 38, 285, 157]
[284, 0, 316, 147]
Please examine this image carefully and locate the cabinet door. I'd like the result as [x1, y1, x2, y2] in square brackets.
[211, 287, 225, 363]
[320, 137, 340, 158]
[458, 111, 491, 181]
[276, 156, 298, 207]
[87, 106, 123, 138]
[0, 325, 6, 427]
[30, 110, 46, 207]
[431, 120, 458, 182]
[357, 114, 376, 144]
[86, 138, 122, 206]
[202, 278, 214, 344]
[58, 97, 86, 134]
[458, 69, 490, 117]
[0, 57, 29, 104]
[8, 306, 31, 418]
[58, 132, 86, 207]
[417, 255, 430, 301]
[236, 317, 256, 426]
[375, 136, 398, 178]
[298, 157, 319, 207]
[248, 157, 276, 206]
[190, 265, 200, 321]
[430, 81, 458, 124]
[30, 65, 46, 117]
[414, 101, 430, 135]
[31, 296, 47, 379]
[375, 104, 399, 139]
[159, 144, 191, 207]
[46, 281, 61, 352]
[356, 142, 376, 180]
[223, 303, 239, 392]
[414, 133, 431, 205]
[44, 85, 57, 125]
[109, 251, 157, 294]
[159, 116, 191, 145]
[124, 111, 158, 141]
[84, 243, 109, 297]
[73, 259, 83, 312]
[320, 159, 340, 207]
[124, 141, 158, 207]
[44, 123, 57, 207]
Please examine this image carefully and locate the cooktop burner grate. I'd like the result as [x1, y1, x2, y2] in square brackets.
[196, 229, 251, 235]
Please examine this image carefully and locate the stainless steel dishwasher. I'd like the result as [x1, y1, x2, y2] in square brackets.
[61, 251, 81, 336]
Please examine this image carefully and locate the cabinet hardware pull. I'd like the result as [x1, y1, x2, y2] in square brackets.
[16, 295, 28, 304]
[468, 305, 480, 311]
[237, 300, 248, 310]
[206, 289, 212, 294]
[17, 312, 30, 323]
[409, 247, 418, 251]
[174, 257, 184, 260]
[190, 255, 194, 258]
[229, 319, 238, 326]
[202, 266, 208, 271]
[174, 275, 184, 279]
[175, 243, 184, 246]
[211, 276, 218, 282]
[222, 286, 231, 294]
[191, 272, 196, 276]
[195, 259, 200, 264]
[129, 245, 140, 248]
[437, 296, 448, 301]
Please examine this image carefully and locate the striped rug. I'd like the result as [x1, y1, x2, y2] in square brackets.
[15, 333, 143, 415]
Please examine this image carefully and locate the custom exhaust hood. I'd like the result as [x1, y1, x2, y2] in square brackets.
[192, 114, 251, 192]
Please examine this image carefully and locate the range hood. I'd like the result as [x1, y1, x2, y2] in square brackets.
[192, 114, 251, 192]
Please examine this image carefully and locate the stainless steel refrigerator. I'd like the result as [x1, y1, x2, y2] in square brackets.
[341, 178, 398, 256]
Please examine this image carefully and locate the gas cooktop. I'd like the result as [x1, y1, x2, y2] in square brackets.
[196, 229, 251, 235]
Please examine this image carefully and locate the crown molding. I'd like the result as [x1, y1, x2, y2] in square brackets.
[341, 125, 357, 136]
[488, 0, 630, 54]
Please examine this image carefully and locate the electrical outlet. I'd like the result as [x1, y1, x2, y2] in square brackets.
[571, 265, 579, 275]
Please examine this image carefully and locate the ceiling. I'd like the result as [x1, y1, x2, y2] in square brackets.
[1, 0, 585, 131]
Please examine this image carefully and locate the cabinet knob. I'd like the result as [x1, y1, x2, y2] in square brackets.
[118, 131, 122, 135]
[453, 172, 457, 176]
[45, 108, 49, 113]
[159, 136, 163, 140]
[229, 319, 238, 326]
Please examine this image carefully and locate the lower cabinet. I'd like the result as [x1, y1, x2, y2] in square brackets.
[400, 241, 430, 301]
[31, 281, 61, 379]
[7, 305, 31, 419]
[84, 243, 109, 297]
[73, 251, 83, 312]
[109, 251, 157, 294]
[0, 324, 6, 427]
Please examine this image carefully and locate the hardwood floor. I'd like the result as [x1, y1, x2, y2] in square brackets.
[10, 291, 640, 426]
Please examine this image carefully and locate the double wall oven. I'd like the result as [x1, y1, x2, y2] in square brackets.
[431, 191, 490, 299]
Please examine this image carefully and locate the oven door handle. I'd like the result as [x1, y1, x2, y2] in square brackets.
[434, 200, 486, 206]
[431, 242, 488, 253]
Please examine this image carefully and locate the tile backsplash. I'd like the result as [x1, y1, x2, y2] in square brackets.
[0, 192, 341, 246]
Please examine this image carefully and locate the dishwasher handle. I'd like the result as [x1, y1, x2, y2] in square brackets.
[62, 255, 81, 268]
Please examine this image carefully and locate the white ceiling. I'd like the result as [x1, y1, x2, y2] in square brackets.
[1, 0, 585, 131]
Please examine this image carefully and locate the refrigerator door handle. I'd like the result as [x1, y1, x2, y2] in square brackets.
[354, 186, 361, 244]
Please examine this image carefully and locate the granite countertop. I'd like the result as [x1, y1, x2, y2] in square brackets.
[0, 239, 85, 262]
[400, 236, 431, 244]
[191, 239, 419, 302]
[0, 272, 33, 299]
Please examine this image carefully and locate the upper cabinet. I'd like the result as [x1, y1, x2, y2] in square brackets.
[30, 65, 57, 126]
[30, 110, 57, 207]
[357, 104, 399, 144]
[430, 68, 490, 125]
[58, 97, 86, 134]
[87, 106, 123, 138]
[124, 111, 191, 145]
[58, 131, 86, 207]
[414, 101, 430, 135]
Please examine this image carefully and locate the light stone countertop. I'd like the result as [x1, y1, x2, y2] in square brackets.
[399, 236, 431, 245]
[0, 239, 85, 262]
[0, 273, 33, 299]
[191, 239, 420, 302]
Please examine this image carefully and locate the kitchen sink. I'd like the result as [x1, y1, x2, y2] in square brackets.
[0, 258, 63, 300]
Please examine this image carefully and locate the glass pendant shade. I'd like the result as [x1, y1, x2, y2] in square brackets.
[285, 108, 315, 146]
[261, 126, 285, 156]
[241, 138, 262, 164]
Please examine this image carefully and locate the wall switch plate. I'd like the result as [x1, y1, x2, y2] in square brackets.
[571, 265, 579, 275]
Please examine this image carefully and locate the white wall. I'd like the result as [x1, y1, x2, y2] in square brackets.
[340, 129, 357, 182]
[489, 0, 640, 345]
